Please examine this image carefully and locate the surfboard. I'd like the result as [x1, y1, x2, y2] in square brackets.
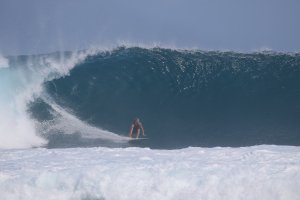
[130, 137, 148, 140]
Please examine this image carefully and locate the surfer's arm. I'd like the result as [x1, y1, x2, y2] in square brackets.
[129, 124, 134, 138]
[141, 124, 145, 136]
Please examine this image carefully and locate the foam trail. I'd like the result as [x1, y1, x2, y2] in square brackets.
[0, 50, 100, 149]
[41, 97, 129, 142]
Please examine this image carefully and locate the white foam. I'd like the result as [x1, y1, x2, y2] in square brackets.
[0, 145, 299, 200]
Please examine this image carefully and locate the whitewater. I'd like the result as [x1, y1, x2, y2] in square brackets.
[0, 49, 127, 149]
[1, 47, 300, 200]
[1, 146, 300, 200]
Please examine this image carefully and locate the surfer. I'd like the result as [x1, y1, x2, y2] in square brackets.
[129, 118, 145, 138]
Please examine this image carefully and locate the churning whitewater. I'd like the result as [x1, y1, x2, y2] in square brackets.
[1, 146, 300, 200]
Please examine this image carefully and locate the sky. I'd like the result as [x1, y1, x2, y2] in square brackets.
[0, 0, 299, 55]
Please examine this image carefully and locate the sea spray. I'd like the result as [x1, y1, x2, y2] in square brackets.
[0, 55, 9, 68]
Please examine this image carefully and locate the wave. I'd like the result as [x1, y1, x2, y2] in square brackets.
[1, 46, 300, 149]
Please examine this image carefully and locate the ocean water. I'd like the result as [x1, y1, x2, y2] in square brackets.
[0, 47, 300, 199]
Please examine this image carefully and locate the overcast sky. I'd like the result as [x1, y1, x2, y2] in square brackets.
[0, 0, 299, 55]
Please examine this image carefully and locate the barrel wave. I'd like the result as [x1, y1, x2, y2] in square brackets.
[2, 47, 300, 199]
[1, 47, 300, 149]
[25, 47, 300, 148]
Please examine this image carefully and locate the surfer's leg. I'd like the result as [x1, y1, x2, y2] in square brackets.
[136, 129, 140, 139]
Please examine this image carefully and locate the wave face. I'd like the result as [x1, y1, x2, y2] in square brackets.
[39, 47, 300, 148]
[1, 47, 300, 149]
